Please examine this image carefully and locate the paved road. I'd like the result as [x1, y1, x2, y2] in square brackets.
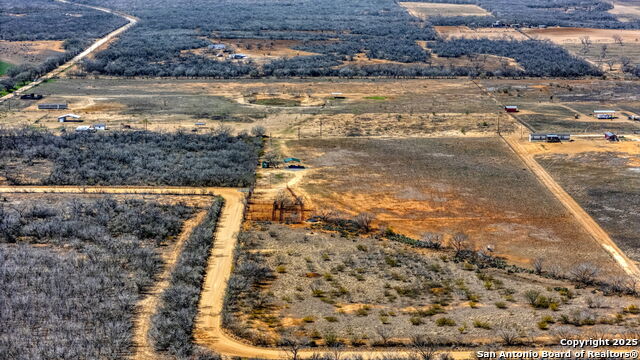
[0, 0, 137, 104]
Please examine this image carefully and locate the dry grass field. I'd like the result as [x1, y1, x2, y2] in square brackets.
[1, 78, 511, 137]
[523, 28, 640, 44]
[531, 139, 640, 262]
[284, 137, 622, 274]
[480, 79, 640, 133]
[608, 0, 640, 23]
[400, 3, 491, 19]
[435, 26, 528, 41]
[223, 222, 640, 347]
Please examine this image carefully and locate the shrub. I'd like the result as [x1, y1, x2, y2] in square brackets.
[495, 301, 507, 309]
[473, 319, 492, 329]
[436, 317, 456, 327]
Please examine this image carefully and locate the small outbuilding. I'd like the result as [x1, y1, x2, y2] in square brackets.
[505, 105, 519, 113]
[283, 157, 301, 163]
[58, 114, 82, 123]
[94, 124, 107, 131]
[604, 132, 619, 141]
[208, 43, 226, 50]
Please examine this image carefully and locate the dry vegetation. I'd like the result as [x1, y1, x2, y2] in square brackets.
[223, 222, 640, 348]
[0, 40, 65, 65]
[285, 137, 623, 274]
[0, 193, 199, 359]
[534, 141, 640, 262]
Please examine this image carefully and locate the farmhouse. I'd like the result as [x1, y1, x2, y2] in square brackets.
[39, 103, 68, 110]
[505, 105, 519, 113]
[594, 110, 615, 119]
[529, 133, 570, 142]
[58, 114, 82, 123]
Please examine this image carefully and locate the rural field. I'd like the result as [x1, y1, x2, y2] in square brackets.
[282, 137, 622, 273]
[532, 139, 640, 262]
[3, 0, 640, 358]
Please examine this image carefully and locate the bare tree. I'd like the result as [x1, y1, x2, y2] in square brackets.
[580, 36, 593, 54]
[613, 34, 624, 46]
[280, 337, 304, 360]
[329, 343, 344, 360]
[353, 212, 375, 232]
[532, 257, 544, 275]
[606, 58, 616, 71]
[264, 150, 282, 168]
[570, 262, 600, 285]
[251, 125, 266, 137]
[421, 232, 443, 249]
[620, 56, 632, 72]
[375, 326, 392, 346]
[450, 232, 469, 256]
[412, 335, 437, 360]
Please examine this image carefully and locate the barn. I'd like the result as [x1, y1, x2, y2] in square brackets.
[505, 105, 519, 113]
[58, 114, 82, 123]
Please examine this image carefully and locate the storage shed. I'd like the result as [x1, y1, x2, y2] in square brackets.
[505, 105, 519, 113]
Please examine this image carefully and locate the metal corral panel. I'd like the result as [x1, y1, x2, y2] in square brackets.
[39, 104, 68, 110]
[529, 133, 570, 141]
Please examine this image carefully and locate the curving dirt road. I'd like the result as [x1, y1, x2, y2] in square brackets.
[0, 0, 137, 104]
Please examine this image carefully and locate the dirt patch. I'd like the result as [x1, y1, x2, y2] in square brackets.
[523, 27, 640, 44]
[608, 1, 640, 22]
[0, 40, 65, 65]
[400, 3, 491, 18]
[435, 26, 528, 41]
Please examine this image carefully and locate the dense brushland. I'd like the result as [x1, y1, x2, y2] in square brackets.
[405, 0, 640, 28]
[150, 200, 223, 359]
[0, 128, 261, 187]
[0, 196, 194, 359]
[0, 0, 127, 94]
[78, 0, 436, 77]
[73, 0, 606, 78]
[431, 39, 601, 77]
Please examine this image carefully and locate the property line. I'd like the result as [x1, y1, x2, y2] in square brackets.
[0, 0, 138, 104]
[470, 80, 640, 279]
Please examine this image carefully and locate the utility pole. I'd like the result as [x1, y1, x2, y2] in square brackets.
[297, 126, 300, 140]
[319, 119, 323, 138]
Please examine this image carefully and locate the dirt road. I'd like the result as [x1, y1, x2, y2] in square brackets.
[0, 0, 137, 104]
[133, 210, 208, 360]
[502, 134, 640, 279]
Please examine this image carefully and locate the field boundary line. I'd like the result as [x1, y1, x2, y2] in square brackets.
[501, 133, 640, 279]
[0, 0, 138, 104]
[471, 80, 640, 279]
